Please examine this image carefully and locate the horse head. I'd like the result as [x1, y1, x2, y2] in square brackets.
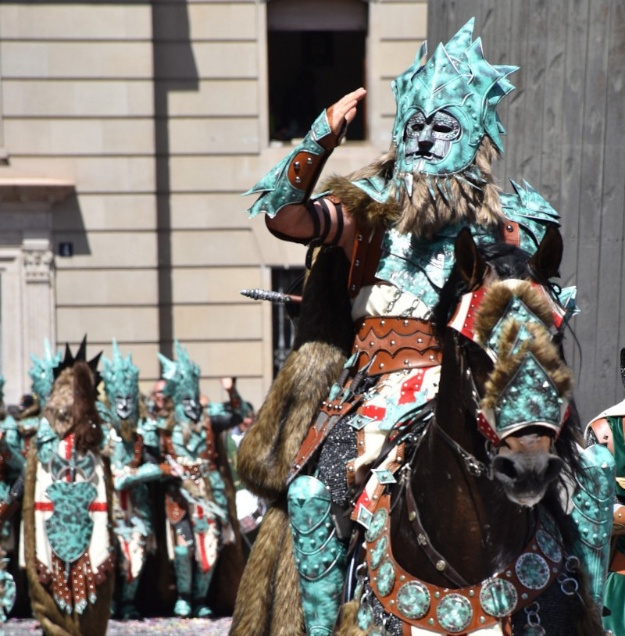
[441, 225, 575, 507]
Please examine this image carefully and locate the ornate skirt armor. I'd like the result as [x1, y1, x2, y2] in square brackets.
[109, 432, 153, 583]
[162, 426, 234, 574]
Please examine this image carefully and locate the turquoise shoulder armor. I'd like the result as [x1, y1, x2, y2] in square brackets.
[500, 179, 560, 251]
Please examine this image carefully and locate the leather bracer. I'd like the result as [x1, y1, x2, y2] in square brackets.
[244, 108, 343, 218]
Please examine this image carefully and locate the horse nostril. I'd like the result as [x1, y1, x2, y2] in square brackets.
[544, 456, 564, 483]
[492, 456, 518, 481]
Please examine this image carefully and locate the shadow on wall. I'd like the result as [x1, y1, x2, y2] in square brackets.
[52, 193, 89, 258]
[152, 0, 199, 360]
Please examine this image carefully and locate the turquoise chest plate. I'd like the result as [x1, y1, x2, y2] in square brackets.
[172, 423, 206, 459]
[376, 225, 497, 311]
[45, 480, 98, 563]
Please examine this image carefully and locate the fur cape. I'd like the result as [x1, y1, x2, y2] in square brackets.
[231, 246, 353, 636]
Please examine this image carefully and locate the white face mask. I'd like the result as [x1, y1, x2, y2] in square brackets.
[115, 394, 136, 420]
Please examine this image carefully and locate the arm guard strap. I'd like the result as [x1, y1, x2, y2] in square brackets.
[266, 198, 346, 247]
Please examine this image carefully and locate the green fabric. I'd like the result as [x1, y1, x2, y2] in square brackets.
[173, 545, 192, 597]
[602, 416, 625, 633]
[609, 415, 625, 498]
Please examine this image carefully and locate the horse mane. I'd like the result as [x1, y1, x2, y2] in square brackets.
[432, 240, 533, 339]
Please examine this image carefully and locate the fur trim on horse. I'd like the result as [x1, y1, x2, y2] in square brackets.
[44, 362, 103, 453]
[229, 501, 304, 636]
[44, 368, 75, 440]
[473, 280, 557, 337]
[481, 320, 573, 413]
[238, 247, 354, 500]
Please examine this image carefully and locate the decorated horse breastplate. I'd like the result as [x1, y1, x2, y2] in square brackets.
[360, 494, 568, 634]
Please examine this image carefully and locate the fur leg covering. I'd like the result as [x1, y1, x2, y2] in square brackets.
[238, 246, 354, 500]
[230, 499, 304, 636]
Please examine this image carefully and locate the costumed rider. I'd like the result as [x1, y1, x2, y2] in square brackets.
[22, 337, 115, 636]
[585, 347, 625, 635]
[100, 340, 162, 620]
[157, 341, 235, 618]
[234, 18, 579, 636]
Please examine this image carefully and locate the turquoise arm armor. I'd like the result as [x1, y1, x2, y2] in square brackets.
[244, 109, 340, 218]
[114, 462, 167, 491]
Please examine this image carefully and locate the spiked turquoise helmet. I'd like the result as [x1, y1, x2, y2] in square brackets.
[29, 340, 62, 403]
[158, 341, 202, 423]
[391, 18, 517, 178]
[101, 340, 140, 421]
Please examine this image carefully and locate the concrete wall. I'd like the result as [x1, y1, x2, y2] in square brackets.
[0, 0, 428, 407]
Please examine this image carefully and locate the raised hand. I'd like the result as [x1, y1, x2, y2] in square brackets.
[327, 87, 367, 137]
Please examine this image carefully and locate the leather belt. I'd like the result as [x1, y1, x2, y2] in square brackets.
[352, 316, 441, 375]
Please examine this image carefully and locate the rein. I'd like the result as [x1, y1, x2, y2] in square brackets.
[433, 330, 494, 479]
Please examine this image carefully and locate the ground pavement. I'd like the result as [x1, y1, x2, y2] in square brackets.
[3, 616, 233, 635]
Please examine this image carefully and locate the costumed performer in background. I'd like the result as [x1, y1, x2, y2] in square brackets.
[22, 337, 115, 636]
[586, 347, 625, 635]
[157, 341, 236, 618]
[100, 340, 163, 620]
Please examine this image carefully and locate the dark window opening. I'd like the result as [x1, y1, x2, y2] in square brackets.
[268, 22, 367, 142]
[271, 267, 305, 377]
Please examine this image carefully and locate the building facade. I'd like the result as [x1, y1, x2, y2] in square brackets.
[0, 0, 428, 407]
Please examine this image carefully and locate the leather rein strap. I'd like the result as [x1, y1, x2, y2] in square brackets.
[404, 462, 470, 587]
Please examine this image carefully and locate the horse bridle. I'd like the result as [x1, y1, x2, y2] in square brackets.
[432, 330, 494, 479]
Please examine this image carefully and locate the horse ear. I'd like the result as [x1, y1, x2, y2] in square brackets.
[529, 225, 563, 280]
[454, 227, 487, 287]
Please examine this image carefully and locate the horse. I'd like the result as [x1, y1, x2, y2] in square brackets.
[336, 227, 605, 635]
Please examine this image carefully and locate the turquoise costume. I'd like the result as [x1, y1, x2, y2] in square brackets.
[158, 342, 235, 618]
[23, 339, 114, 636]
[586, 398, 625, 634]
[240, 19, 581, 636]
[0, 377, 18, 627]
[100, 341, 159, 620]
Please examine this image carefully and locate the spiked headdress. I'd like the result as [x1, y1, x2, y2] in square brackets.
[157, 341, 201, 418]
[100, 340, 139, 406]
[391, 18, 517, 178]
[29, 339, 62, 402]
[52, 335, 102, 396]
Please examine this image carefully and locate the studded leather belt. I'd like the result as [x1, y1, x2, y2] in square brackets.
[352, 316, 441, 375]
